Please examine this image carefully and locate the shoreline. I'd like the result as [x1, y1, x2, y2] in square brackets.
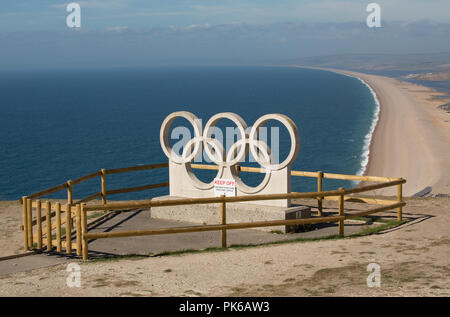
[293, 66, 450, 196]
[358, 76, 381, 176]
[324, 71, 381, 177]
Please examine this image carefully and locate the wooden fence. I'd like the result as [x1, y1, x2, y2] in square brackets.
[20, 162, 406, 260]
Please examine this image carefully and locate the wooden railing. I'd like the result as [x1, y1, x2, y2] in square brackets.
[20, 162, 169, 254]
[20, 162, 406, 260]
[22, 162, 169, 206]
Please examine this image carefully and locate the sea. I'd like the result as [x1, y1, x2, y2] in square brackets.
[0, 66, 379, 201]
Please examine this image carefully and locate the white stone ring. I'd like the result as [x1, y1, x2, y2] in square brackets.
[160, 111, 300, 192]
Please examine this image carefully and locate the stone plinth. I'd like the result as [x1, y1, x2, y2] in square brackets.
[150, 195, 311, 233]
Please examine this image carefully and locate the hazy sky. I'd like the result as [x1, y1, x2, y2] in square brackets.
[1, 0, 449, 69]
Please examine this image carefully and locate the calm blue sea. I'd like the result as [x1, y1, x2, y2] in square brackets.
[0, 66, 378, 201]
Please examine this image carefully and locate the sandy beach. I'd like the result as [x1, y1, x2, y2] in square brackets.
[315, 68, 450, 196]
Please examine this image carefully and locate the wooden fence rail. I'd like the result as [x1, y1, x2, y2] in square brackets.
[20, 162, 170, 205]
[80, 200, 405, 260]
[82, 179, 405, 212]
[21, 198, 118, 255]
[83, 202, 405, 241]
[20, 162, 170, 252]
[21, 162, 397, 206]
[78, 178, 405, 260]
[20, 161, 406, 261]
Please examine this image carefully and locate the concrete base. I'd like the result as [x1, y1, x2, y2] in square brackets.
[150, 195, 311, 233]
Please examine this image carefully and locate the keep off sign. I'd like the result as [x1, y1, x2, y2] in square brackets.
[214, 178, 236, 197]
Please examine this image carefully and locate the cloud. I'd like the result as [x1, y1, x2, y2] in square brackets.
[179, 24, 212, 31]
[1, 20, 450, 71]
[106, 26, 128, 33]
[51, 0, 127, 9]
[121, 11, 191, 17]
[190, 0, 450, 24]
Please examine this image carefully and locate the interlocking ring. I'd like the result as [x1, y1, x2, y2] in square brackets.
[183, 136, 225, 190]
[249, 114, 300, 171]
[226, 138, 272, 194]
[160, 111, 202, 164]
[203, 112, 248, 168]
[160, 112, 300, 192]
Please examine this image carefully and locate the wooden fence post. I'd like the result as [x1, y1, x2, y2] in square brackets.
[55, 202, 62, 252]
[45, 201, 52, 251]
[338, 187, 345, 236]
[397, 180, 403, 221]
[26, 198, 33, 248]
[67, 180, 73, 206]
[22, 196, 29, 251]
[317, 171, 323, 216]
[36, 200, 43, 249]
[66, 204, 72, 254]
[81, 203, 88, 261]
[101, 169, 107, 205]
[76, 204, 82, 256]
[220, 195, 227, 248]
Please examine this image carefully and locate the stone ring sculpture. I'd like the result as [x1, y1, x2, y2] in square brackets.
[160, 111, 300, 195]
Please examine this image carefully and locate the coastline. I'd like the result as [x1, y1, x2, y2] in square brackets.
[294, 66, 450, 196]
[323, 71, 381, 177]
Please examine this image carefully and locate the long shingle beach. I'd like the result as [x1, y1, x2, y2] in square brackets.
[318, 68, 450, 196]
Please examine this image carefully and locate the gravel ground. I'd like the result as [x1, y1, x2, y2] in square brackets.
[0, 197, 449, 296]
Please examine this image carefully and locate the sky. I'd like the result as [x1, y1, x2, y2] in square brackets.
[1, 0, 450, 70]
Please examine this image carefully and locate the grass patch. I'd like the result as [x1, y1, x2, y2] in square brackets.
[350, 220, 404, 237]
[120, 292, 143, 297]
[303, 288, 319, 296]
[351, 216, 396, 224]
[231, 287, 245, 292]
[88, 212, 106, 220]
[51, 227, 67, 240]
[84, 254, 149, 263]
[155, 246, 229, 257]
[85, 247, 229, 262]
[270, 230, 284, 235]
[81, 219, 406, 263]
[155, 219, 406, 255]
[283, 278, 295, 283]
[230, 234, 343, 250]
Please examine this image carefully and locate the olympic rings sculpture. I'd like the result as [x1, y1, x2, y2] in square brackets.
[160, 111, 300, 194]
